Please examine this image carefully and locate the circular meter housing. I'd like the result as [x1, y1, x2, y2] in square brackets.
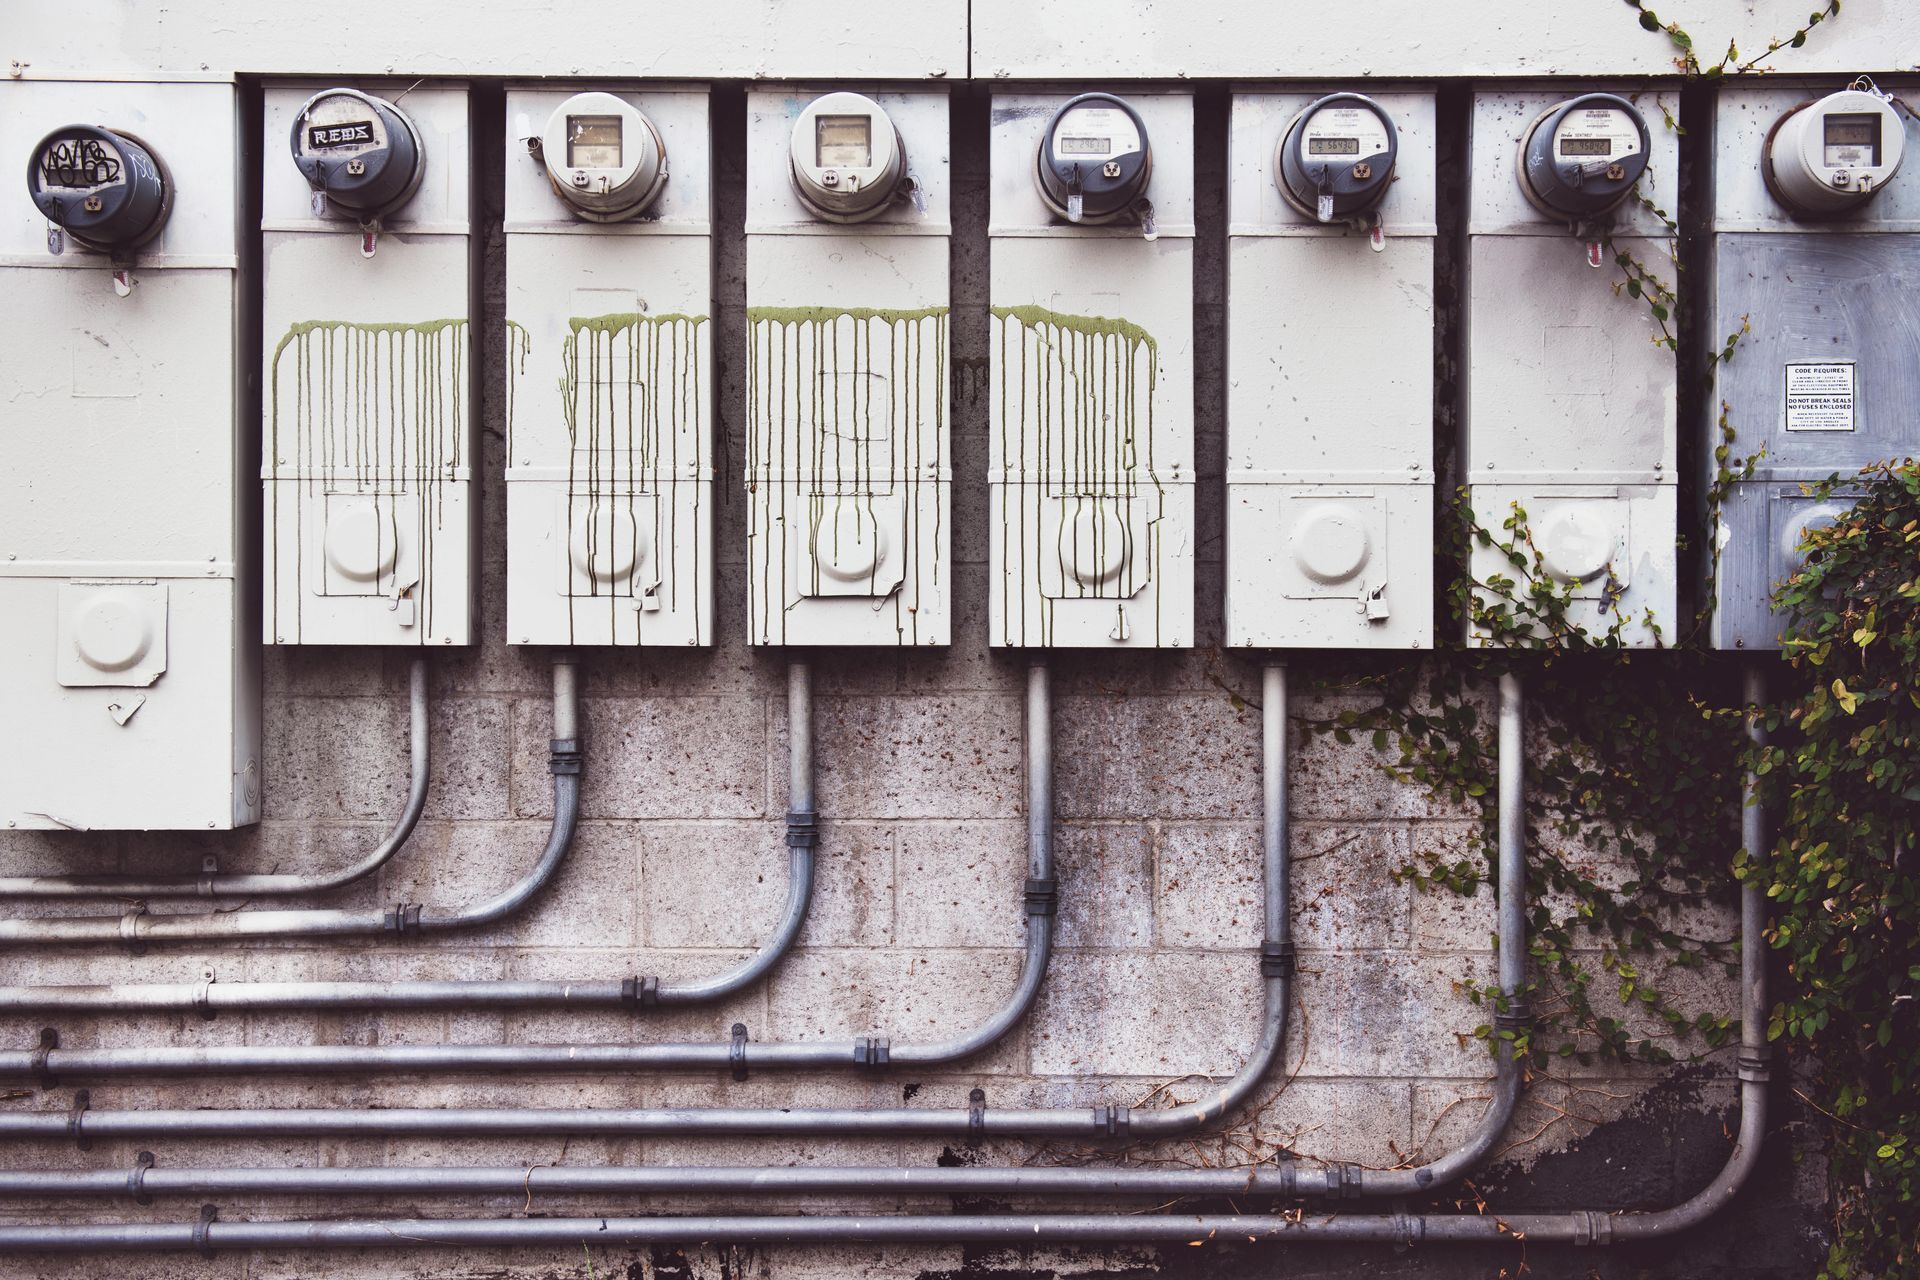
[1519, 93, 1650, 219]
[1036, 92, 1152, 225]
[788, 92, 907, 224]
[290, 88, 425, 220]
[540, 92, 668, 222]
[1277, 93, 1399, 222]
[1765, 89, 1905, 217]
[26, 125, 172, 252]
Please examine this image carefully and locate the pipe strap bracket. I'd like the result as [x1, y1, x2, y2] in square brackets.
[384, 903, 424, 935]
[194, 972, 217, 1022]
[67, 1087, 90, 1150]
[1328, 1161, 1364, 1200]
[194, 1203, 218, 1258]
[1023, 877, 1058, 918]
[622, 977, 661, 1008]
[785, 810, 819, 849]
[1493, 997, 1534, 1033]
[119, 904, 148, 956]
[967, 1087, 987, 1148]
[30, 1027, 58, 1088]
[854, 1037, 890, 1067]
[1260, 940, 1296, 979]
[1092, 1105, 1131, 1139]
[729, 1023, 749, 1082]
[127, 1151, 155, 1207]
[549, 738, 584, 776]
[1737, 1046, 1774, 1084]
[1570, 1208, 1614, 1246]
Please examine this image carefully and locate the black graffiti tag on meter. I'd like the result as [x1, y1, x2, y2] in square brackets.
[307, 120, 376, 149]
[39, 137, 124, 189]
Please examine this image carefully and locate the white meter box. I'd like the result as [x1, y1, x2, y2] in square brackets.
[0, 78, 259, 830]
[1708, 80, 1920, 650]
[262, 82, 475, 646]
[504, 87, 713, 647]
[989, 92, 1195, 649]
[1465, 87, 1678, 647]
[1226, 90, 1436, 650]
[743, 88, 951, 647]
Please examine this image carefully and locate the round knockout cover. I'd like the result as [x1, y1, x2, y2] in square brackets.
[541, 92, 668, 222]
[1765, 88, 1905, 217]
[27, 125, 171, 252]
[290, 88, 425, 220]
[788, 91, 907, 223]
[1277, 93, 1398, 223]
[1519, 93, 1650, 219]
[1036, 93, 1152, 225]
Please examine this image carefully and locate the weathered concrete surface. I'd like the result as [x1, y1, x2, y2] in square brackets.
[0, 82, 1823, 1278]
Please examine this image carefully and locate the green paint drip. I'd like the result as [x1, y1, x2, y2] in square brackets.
[745, 306, 949, 645]
[991, 305, 1164, 646]
[532, 311, 709, 645]
[267, 318, 469, 642]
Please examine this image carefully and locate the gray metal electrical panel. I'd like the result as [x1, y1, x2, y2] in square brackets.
[1708, 81, 1919, 650]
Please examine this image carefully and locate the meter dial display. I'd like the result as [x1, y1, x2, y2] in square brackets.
[540, 92, 668, 222]
[26, 125, 172, 252]
[1035, 92, 1152, 225]
[290, 87, 425, 220]
[1276, 93, 1398, 222]
[1764, 88, 1905, 217]
[787, 91, 907, 223]
[1519, 93, 1651, 218]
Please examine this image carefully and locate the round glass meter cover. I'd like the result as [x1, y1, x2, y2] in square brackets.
[1553, 106, 1644, 161]
[1050, 105, 1143, 163]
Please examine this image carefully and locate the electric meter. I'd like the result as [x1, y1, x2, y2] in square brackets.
[26, 125, 171, 252]
[1276, 93, 1398, 223]
[1036, 92, 1152, 224]
[1764, 88, 1905, 216]
[539, 92, 668, 221]
[289, 87, 424, 219]
[1519, 93, 1650, 218]
[788, 91, 907, 223]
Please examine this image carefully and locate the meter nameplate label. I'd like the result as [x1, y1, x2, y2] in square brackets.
[307, 121, 375, 149]
[1784, 362, 1856, 433]
[1301, 108, 1388, 159]
[1053, 107, 1141, 162]
[1555, 108, 1642, 160]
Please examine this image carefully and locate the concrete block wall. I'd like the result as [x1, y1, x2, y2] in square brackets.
[0, 82, 1826, 1280]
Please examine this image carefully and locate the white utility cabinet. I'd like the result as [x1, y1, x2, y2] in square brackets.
[1465, 86, 1678, 646]
[1227, 89, 1437, 650]
[1, 78, 259, 830]
[743, 87, 952, 647]
[988, 91, 1194, 649]
[504, 86, 714, 647]
[261, 81, 475, 646]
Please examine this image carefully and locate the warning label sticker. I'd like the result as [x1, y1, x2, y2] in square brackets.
[1784, 361, 1857, 433]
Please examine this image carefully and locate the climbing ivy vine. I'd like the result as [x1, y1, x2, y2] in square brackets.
[1750, 464, 1920, 1278]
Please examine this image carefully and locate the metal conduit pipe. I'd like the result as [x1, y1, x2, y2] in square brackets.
[0, 665, 1520, 1197]
[0, 658, 432, 901]
[0, 658, 581, 948]
[0, 660, 1223, 1138]
[0, 661, 813, 1011]
[0, 662, 1052, 1081]
[0, 666, 1771, 1252]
